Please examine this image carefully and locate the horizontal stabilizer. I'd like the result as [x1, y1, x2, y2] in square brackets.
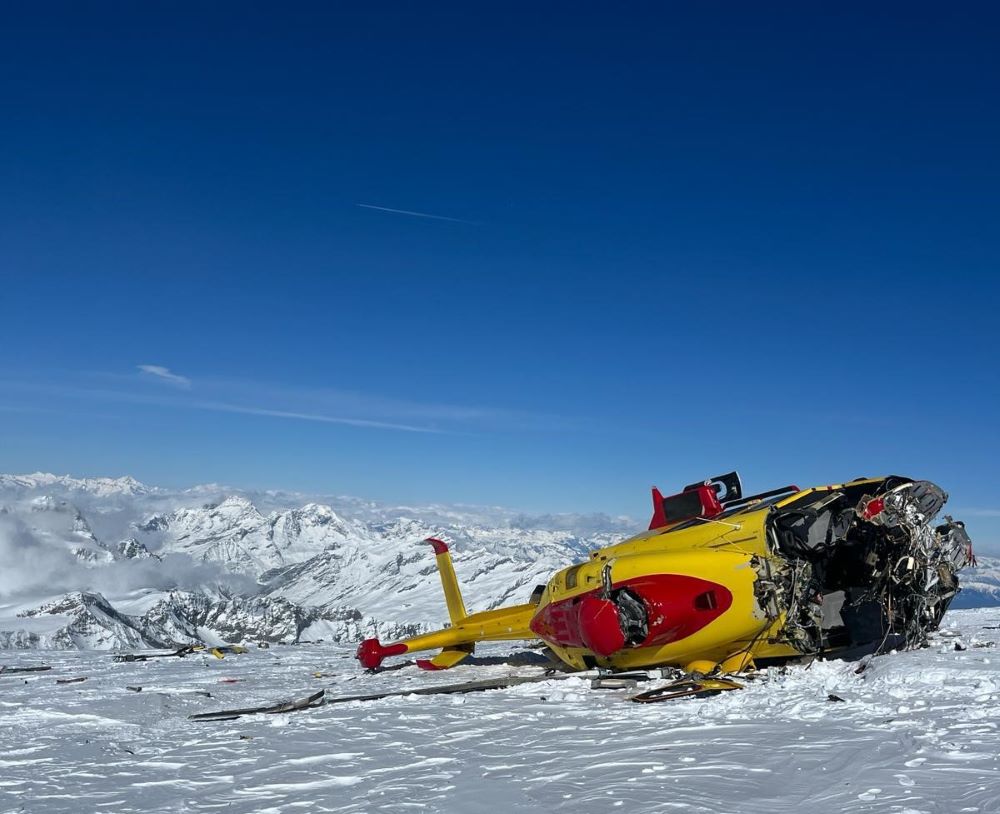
[417, 645, 474, 671]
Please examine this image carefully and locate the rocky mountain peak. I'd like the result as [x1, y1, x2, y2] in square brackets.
[116, 537, 160, 560]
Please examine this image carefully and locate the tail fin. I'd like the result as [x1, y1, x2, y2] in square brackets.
[425, 537, 467, 625]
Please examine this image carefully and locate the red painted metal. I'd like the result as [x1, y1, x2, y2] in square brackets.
[576, 595, 627, 656]
[691, 484, 724, 518]
[356, 638, 408, 669]
[649, 484, 724, 530]
[630, 573, 733, 646]
[648, 487, 668, 530]
[529, 574, 734, 655]
[425, 537, 449, 555]
[861, 497, 885, 521]
[416, 658, 444, 671]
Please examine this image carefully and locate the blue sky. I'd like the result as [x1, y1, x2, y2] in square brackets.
[1, 4, 998, 544]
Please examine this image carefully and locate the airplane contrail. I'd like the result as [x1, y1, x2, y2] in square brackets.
[356, 203, 477, 224]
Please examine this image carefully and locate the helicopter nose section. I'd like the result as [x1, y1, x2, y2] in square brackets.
[576, 595, 627, 656]
[529, 593, 628, 656]
[529, 573, 735, 657]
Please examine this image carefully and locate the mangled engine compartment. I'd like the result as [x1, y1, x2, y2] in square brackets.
[760, 478, 975, 658]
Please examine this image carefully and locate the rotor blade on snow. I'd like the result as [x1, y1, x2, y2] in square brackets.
[0, 665, 52, 676]
[189, 690, 326, 722]
[113, 645, 197, 663]
[189, 672, 591, 721]
[323, 671, 590, 705]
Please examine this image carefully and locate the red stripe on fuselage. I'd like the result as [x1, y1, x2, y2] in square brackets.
[529, 574, 733, 653]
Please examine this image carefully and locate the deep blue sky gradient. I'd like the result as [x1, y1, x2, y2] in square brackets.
[1, 4, 998, 544]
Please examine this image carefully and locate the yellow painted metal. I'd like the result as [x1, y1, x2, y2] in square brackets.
[432, 549, 468, 624]
[751, 635, 801, 661]
[422, 646, 475, 669]
[772, 477, 883, 509]
[396, 603, 538, 658]
[368, 478, 897, 673]
[719, 651, 755, 673]
[540, 552, 772, 671]
[530, 506, 778, 671]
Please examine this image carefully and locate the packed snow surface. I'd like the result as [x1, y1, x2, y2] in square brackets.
[1, 608, 998, 814]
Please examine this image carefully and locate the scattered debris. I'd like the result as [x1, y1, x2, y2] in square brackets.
[828, 693, 847, 703]
[190, 673, 595, 721]
[630, 677, 744, 703]
[190, 690, 326, 722]
[0, 665, 53, 676]
[56, 677, 88, 685]
[208, 646, 248, 660]
[591, 677, 640, 690]
[954, 641, 967, 651]
[657, 667, 685, 680]
[113, 644, 249, 663]
[324, 672, 588, 706]
[114, 645, 197, 663]
[126, 686, 143, 692]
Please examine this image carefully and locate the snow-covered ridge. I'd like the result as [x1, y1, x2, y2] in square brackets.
[4, 590, 377, 650]
[0, 472, 154, 497]
[954, 556, 1000, 607]
[0, 473, 633, 650]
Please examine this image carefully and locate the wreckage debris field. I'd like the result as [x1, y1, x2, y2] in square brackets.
[2, 609, 999, 814]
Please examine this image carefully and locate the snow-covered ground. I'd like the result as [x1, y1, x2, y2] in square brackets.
[2, 608, 998, 814]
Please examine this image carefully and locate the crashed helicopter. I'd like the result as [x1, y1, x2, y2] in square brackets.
[356, 474, 975, 677]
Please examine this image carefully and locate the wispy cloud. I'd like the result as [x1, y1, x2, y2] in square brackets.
[138, 365, 191, 389]
[1, 372, 569, 435]
[356, 203, 477, 224]
[190, 400, 446, 434]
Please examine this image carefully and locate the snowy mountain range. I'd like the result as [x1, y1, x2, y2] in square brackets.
[0, 473, 631, 650]
[2, 472, 997, 651]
